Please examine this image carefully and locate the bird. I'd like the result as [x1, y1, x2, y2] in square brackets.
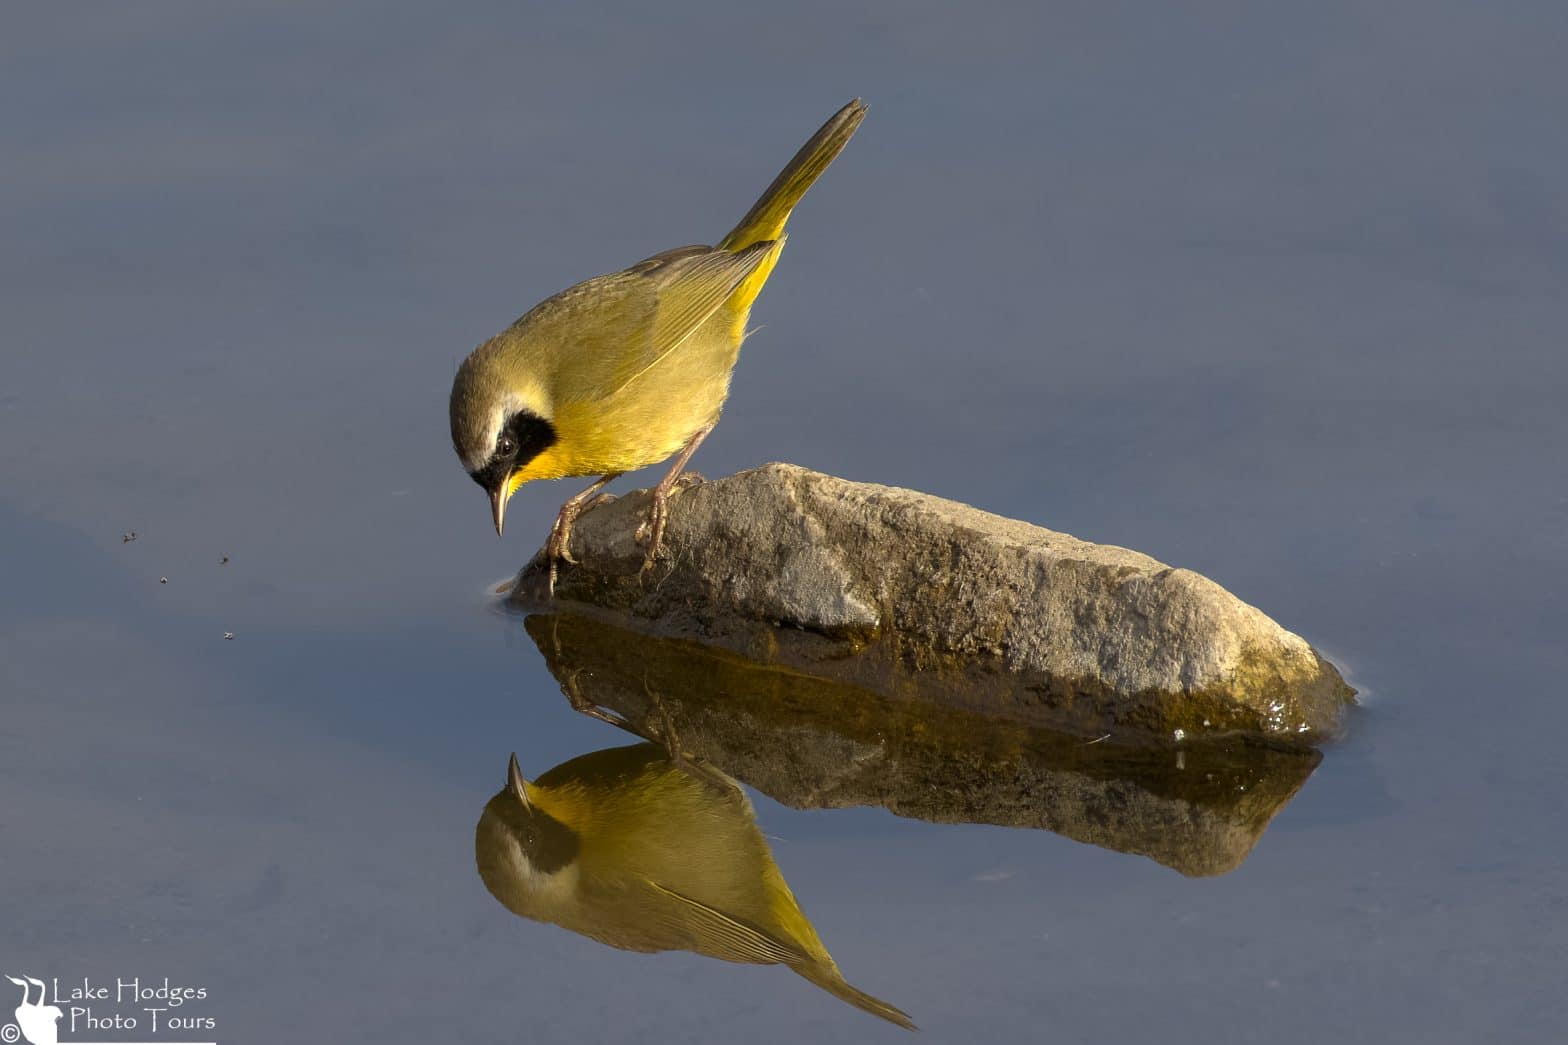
[475, 744, 915, 1030]
[449, 99, 867, 591]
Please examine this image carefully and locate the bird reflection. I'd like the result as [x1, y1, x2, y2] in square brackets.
[475, 744, 915, 1029]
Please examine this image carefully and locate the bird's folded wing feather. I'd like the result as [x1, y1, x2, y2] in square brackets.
[596, 241, 775, 399]
[526, 241, 775, 404]
[645, 878, 808, 966]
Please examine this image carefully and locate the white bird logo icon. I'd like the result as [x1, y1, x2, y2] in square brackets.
[6, 976, 62, 1045]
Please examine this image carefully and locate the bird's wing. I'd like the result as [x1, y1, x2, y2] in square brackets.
[626, 244, 712, 273]
[594, 241, 776, 399]
[644, 879, 808, 966]
[522, 241, 774, 404]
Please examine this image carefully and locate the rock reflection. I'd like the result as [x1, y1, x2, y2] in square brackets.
[523, 611, 1323, 878]
[475, 745, 915, 1029]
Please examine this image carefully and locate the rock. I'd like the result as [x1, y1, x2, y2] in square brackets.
[522, 611, 1324, 877]
[509, 463, 1354, 742]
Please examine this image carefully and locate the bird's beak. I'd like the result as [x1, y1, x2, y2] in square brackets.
[508, 752, 532, 809]
[489, 484, 508, 537]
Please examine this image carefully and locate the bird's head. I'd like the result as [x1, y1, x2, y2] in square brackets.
[475, 753, 581, 919]
[449, 343, 557, 536]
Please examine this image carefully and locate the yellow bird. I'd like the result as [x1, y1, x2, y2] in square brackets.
[449, 100, 866, 589]
[476, 744, 915, 1030]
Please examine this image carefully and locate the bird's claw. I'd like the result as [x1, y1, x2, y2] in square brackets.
[538, 473, 623, 598]
[544, 514, 579, 597]
[635, 495, 671, 578]
[547, 513, 576, 560]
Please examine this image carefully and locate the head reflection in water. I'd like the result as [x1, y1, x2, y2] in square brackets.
[475, 743, 914, 1030]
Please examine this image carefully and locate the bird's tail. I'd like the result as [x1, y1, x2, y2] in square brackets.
[794, 960, 917, 1031]
[719, 99, 867, 252]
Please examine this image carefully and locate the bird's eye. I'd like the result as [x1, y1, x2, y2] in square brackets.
[498, 435, 517, 457]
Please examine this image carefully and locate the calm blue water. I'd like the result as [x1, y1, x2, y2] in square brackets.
[3, 4, 1565, 1042]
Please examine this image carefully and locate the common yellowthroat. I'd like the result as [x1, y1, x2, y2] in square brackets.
[476, 745, 915, 1030]
[449, 100, 867, 590]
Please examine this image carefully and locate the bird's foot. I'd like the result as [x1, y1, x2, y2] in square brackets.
[642, 679, 684, 760]
[633, 426, 711, 581]
[634, 491, 672, 577]
[545, 508, 584, 596]
[543, 473, 624, 597]
[632, 502, 658, 545]
[547, 508, 579, 566]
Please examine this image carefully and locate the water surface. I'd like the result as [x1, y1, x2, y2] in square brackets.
[3, 4, 1566, 1042]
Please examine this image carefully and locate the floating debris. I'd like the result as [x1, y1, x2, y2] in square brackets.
[223, 632, 235, 641]
[122, 531, 137, 543]
[159, 577, 168, 585]
[220, 555, 230, 565]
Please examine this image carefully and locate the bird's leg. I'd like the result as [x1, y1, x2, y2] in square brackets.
[635, 424, 714, 575]
[549, 472, 622, 566]
[642, 678, 685, 762]
[642, 678, 738, 797]
[562, 668, 639, 733]
[546, 472, 622, 595]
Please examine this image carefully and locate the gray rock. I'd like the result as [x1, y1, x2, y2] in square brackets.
[510, 463, 1354, 742]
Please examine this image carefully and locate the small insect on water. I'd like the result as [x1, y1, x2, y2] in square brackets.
[223, 632, 235, 641]
[159, 576, 168, 585]
[122, 531, 137, 543]
[220, 555, 230, 565]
